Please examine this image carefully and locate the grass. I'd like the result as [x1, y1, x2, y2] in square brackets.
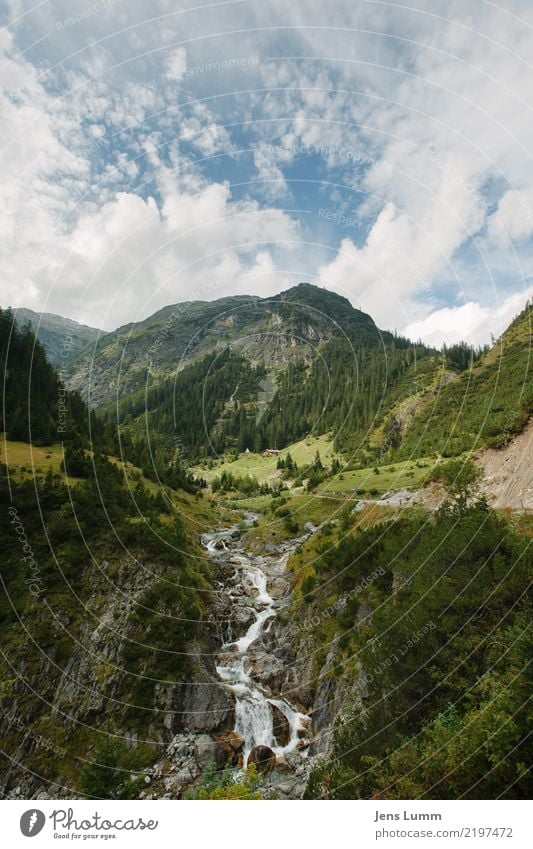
[317, 456, 436, 497]
[239, 493, 362, 553]
[0, 437, 65, 476]
[0, 435, 226, 539]
[216, 454, 440, 541]
[193, 432, 340, 484]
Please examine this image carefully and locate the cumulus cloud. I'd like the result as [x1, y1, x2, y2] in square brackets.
[0, 18, 297, 329]
[403, 287, 533, 348]
[487, 187, 533, 245]
[2, 0, 533, 345]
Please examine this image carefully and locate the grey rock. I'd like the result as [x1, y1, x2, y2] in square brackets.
[268, 578, 290, 599]
[194, 735, 226, 769]
[248, 653, 285, 691]
[179, 680, 235, 733]
[233, 606, 256, 630]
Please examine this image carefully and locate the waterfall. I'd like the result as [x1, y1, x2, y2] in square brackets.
[203, 518, 310, 767]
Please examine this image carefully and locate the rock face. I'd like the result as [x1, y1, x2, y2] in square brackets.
[214, 730, 245, 766]
[0, 501, 363, 802]
[248, 652, 286, 691]
[476, 418, 533, 510]
[0, 545, 239, 800]
[179, 679, 235, 734]
[271, 704, 291, 747]
[248, 745, 276, 774]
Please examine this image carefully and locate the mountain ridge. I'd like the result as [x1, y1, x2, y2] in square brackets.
[63, 282, 397, 409]
[11, 307, 105, 368]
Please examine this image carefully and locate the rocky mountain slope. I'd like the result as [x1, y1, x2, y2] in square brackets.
[12, 307, 104, 368]
[60, 283, 436, 463]
[64, 283, 395, 408]
[477, 417, 533, 510]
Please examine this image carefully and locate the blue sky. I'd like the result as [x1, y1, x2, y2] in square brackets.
[1, 0, 533, 344]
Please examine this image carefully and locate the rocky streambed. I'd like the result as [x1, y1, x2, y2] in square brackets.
[142, 515, 321, 799]
[207, 519, 312, 780]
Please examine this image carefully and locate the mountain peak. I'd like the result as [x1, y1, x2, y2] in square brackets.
[269, 282, 376, 327]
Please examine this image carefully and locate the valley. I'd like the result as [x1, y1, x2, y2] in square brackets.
[0, 287, 531, 801]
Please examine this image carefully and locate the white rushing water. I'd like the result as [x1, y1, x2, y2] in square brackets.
[203, 520, 310, 765]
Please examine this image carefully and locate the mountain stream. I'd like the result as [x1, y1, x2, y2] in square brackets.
[202, 517, 311, 766]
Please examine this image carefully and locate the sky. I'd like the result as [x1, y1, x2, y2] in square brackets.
[1, 0, 533, 345]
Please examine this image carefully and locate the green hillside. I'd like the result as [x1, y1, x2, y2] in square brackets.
[395, 302, 532, 458]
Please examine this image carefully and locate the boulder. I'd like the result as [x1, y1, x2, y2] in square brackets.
[269, 578, 290, 599]
[232, 606, 256, 630]
[248, 652, 285, 691]
[180, 680, 235, 733]
[214, 730, 245, 765]
[247, 745, 276, 775]
[271, 704, 291, 747]
[194, 735, 226, 769]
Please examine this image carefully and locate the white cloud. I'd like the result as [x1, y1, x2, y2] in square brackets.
[0, 19, 297, 328]
[13, 171, 299, 329]
[316, 196, 485, 330]
[252, 144, 290, 200]
[2, 0, 533, 342]
[402, 287, 533, 348]
[487, 186, 533, 244]
[165, 46, 187, 81]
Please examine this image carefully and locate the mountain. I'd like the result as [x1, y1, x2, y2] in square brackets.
[0, 295, 531, 802]
[64, 283, 390, 407]
[63, 283, 433, 461]
[12, 307, 105, 368]
[18, 286, 531, 467]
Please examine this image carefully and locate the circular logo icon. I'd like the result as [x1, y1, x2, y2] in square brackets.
[20, 809, 46, 837]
